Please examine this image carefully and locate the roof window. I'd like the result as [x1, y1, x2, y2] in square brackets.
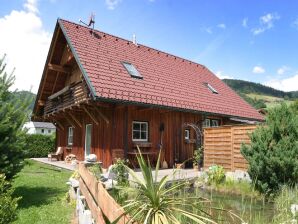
[205, 83, 218, 94]
[122, 62, 142, 79]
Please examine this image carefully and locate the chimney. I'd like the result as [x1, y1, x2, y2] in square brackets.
[132, 34, 137, 45]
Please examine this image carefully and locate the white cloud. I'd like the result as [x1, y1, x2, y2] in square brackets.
[292, 17, 298, 29]
[265, 74, 298, 91]
[105, 0, 122, 10]
[277, 66, 290, 75]
[217, 23, 226, 29]
[215, 71, 233, 79]
[252, 66, 265, 74]
[251, 13, 280, 35]
[0, 0, 51, 93]
[242, 18, 248, 28]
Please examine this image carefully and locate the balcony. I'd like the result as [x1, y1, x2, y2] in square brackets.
[44, 81, 89, 115]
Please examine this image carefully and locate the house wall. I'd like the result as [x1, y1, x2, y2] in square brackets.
[56, 103, 226, 168]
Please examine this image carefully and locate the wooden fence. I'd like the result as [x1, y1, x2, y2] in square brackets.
[78, 163, 129, 223]
[203, 124, 257, 171]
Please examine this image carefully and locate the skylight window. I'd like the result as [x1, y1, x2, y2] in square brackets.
[205, 83, 218, 94]
[122, 62, 143, 79]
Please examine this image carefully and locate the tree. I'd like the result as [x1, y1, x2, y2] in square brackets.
[241, 103, 298, 195]
[0, 54, 30, 179]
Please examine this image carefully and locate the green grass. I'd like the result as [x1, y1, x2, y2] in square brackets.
[246, 93, 294, 108]
[12, 160, 73, 224]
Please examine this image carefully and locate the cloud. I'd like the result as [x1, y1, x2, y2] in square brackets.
[242, 18, 248, 28]
[252, 66, 265, 74]
[0, 0, 51, 93]
[215, 71, 233, 79]
[292, 17, 298, 29]
[202, 27, 213, 34]
[277, 66, 290, 75]
[251, 13, 280, 35]
[265, 73, 298, 91]
[105, 0, 122, 10]
[217, 23, 226, 29]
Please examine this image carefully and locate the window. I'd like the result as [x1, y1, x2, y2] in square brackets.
[48, 130, 51, 134]
[132, 121, 148, 141]
[204, 82, 218, 94]
[41, 129, 44, 133]
[211, 120, 219, 127]
[203, 119, 220, 128]
[68, 127, 74, 146]
[185, 129, 190, 140]
[202, 119, 210, 128]
[122, 62, 143, 79]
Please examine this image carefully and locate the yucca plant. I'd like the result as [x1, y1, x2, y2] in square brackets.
[115, 147, 217, 224]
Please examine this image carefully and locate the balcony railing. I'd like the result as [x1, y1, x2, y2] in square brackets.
[44, 81, 89, 115]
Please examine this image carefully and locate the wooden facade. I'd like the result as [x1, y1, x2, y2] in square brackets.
[203, 125, 257, 171]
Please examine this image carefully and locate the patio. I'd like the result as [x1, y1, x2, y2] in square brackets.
[31, 158, 203, 182]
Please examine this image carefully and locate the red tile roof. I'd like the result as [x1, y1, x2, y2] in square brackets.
[59, 19, 263, 121]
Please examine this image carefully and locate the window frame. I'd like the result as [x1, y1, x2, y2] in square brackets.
[185, 129, 190, 140]
[132, 121, 149, 142]
[202, 119, 211, 128]
[122, 62, 143, 79]
[68, 127, 74, 146]
[211, 120, 219, 127]
[203, 118, 220, 128]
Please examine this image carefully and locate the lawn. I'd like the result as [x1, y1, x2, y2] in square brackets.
[12, 160, 74, 224]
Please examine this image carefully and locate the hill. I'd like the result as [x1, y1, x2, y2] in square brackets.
[222, 79, 298, 109]
[12, 91, 36, 113]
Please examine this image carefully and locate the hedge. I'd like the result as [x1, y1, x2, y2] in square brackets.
[24, 134, 55, 158]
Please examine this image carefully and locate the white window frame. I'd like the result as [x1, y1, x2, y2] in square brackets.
[211, 120, 219, 127]
[68, 127, 74, 146]
[203, 119, 211, 128]
[185, 129, 190, 140]
[132, 121, 148, 142]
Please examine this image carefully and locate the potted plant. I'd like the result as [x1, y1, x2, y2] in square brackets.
[193, 148, 202, 171]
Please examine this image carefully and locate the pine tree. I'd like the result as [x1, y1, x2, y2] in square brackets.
[241, 103, 298, 196]
[0, 54, 29, 179]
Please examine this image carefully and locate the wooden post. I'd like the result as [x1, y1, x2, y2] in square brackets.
[83, 106, 99, 125]
[68, 112, 82, 128]
[123, 106, 128, 158]
[94, 106, 109, 125]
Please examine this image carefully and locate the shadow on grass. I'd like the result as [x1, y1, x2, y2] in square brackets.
[13, 186, 66, 209]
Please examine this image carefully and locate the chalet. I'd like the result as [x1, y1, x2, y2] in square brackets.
[32, 19, 263, 168]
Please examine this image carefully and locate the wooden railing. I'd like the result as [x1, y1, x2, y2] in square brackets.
[78, 163, 129, 223]
[203, 124, 257, 171]
[44, 81, 89, 115]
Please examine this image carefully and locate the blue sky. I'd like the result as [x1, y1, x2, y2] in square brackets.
[1, 0, 298, 92]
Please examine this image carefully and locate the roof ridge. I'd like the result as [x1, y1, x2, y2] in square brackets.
[58, 18, 206, 69]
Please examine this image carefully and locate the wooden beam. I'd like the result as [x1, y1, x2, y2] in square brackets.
[54, 120, 64, 131]
[68, 112, 82, 128]
[65, 116, 76, 128]
[38, 100, 45, 106]
[51, 72, 60, 94]
[48, 63, 71, 74]
[94, 107, 109, 125]
[83, 106, 99, 125]
[137, 106, 153, 112]
[123, 106, 128, 158]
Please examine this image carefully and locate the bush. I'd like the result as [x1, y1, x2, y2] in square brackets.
[24, 134, 55, 158]
[241, 103, 298, 195]
[111, 158, 129, 187]
[207, 165, 225, 185]
[0, 174, 19, 224]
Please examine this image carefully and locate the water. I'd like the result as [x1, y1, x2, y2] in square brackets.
[192, 188, 274, 224]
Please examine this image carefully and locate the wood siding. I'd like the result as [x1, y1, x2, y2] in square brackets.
[203, 125, 257, 171]
[55, 103, 227, 168]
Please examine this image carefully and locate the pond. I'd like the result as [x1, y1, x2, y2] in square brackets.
[191, 188, 274, 224]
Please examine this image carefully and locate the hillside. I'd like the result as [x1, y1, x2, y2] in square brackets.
[12, 91, 36, 112]
[223, 79, 298, 109]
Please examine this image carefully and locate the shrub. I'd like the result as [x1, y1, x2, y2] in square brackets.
[207, 165, 225, 185]
[111, 158, 129, 187]
[0, 174, 19, 224]
[241, 103, 298, 195]
[24, 134, 55, 158]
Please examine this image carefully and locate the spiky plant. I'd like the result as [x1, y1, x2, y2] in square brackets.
[116, 147, 217, 224]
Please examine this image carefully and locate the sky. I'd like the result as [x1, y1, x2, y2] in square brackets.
[0, 0, 298, 93]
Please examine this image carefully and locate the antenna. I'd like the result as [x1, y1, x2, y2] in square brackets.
[79, 13, 95, 33]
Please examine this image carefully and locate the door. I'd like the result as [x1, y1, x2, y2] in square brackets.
[85, 124, 92, 158]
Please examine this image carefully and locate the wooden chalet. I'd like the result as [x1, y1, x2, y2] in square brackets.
[32, 19, 264, 168]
